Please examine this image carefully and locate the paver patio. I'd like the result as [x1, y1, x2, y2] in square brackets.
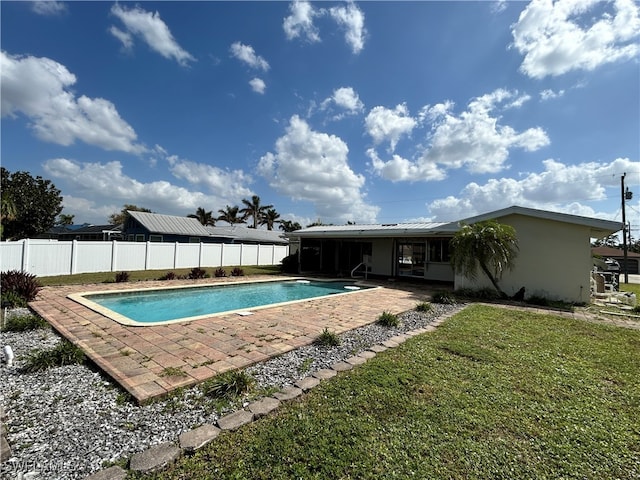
[29, 276, 438, 403]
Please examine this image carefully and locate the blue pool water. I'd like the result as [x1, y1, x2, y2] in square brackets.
[86, 280, 366, 324]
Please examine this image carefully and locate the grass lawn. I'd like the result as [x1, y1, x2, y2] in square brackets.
[38, 265, 282, 286]
[134, 305, 640, 480]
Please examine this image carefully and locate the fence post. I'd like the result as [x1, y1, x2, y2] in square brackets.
[272, 245, 276, 266]
[111, 240, 118, 272]
[239, 243, 244, 266]
[145, 242, 151, 271]
[174, 242, 179, 269]
[220, 243, 224, 267]
[70, 240, 78, 275]
[21, 239, 30, 273]
[256, 244, 260, 266]
[199, 242, 203, 268]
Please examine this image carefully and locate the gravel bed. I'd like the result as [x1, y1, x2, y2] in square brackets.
[1, 303, 460, 480]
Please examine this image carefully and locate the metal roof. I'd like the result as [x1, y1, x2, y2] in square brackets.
[206, 225, 288, 244]
[128, 211, 212, 236]
[292, 222, 455, 238]
[291, 205, 621, 239]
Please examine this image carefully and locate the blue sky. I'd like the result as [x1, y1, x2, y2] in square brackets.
[1, 0, 639, 233]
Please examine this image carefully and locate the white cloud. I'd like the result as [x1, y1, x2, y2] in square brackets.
[32, 1, 66, 15]
[43, 157, 254, 224]
[540, 88, 565, 100]
[320, 87, 364, 119]
[329, 1, 367, 54]
[167, 157, 253, 200]
[110, 4, 195, 67]
[511, 0, 640, 78]
[367, 148, 446, 183]
[426, 157, 639, 221]
[283, 0, 321, 43]
[1, 51, 144, 153]
[258, 115, 379, 223]
[109, 26, 134, 51]
[230, 42, 270, 71]
[249, 78, 267, 94]
[371, 89, 549, 181]
[365, 104, 417, 152]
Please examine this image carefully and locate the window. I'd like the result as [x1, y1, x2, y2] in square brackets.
[135, 234, 145, 242]
[149, 235, 163, 242]
[189, 237, 201, 243]
[428, 239, 450, 263]
[127, 234, 135, 242]
[397, 242, 426, 277]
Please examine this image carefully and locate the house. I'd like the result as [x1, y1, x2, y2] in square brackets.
[591, 246, 640, 275]
[123, 211, 288, 245]
[38, 224, 122, 241]
[289, 206, 621, 303]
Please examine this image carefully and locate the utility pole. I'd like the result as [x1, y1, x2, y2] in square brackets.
[621, 173, 633, 284]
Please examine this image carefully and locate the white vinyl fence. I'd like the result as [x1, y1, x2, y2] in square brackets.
[1, 239, 289, 277]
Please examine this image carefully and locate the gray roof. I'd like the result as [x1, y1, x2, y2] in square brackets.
[291, 205, 621, 239]
[128, 211, 212, 236]
[292, 222, 453, 238]
[206, 225, 288, 244]
[128, 211, 288, 243]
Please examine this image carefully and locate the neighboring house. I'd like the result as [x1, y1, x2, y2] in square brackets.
[124, 211, 288, 245]
[289, 206, 620, 303]
[38, 224, 122, 241]
[57, 224, 122, 241]
[591, 246, 640, 275]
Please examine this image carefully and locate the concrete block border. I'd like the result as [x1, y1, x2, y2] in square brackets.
[84, 315, 453, 480]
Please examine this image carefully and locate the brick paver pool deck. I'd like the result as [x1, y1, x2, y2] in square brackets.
[29, 276, 439, 403]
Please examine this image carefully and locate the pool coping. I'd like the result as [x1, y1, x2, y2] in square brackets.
[67, 277, 378, 327]
[29, 275, 436, 404]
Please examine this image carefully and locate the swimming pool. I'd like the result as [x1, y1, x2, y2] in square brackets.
[69, 279, 374, 326]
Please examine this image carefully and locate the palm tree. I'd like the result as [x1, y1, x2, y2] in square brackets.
[217, 205, 246, 225]
[260, 208, 281, 231]
[240, 195, 273, 229]
[449, 220, 519, 298]
[188, 207, 215, 226]
[279, 220, 302, 232]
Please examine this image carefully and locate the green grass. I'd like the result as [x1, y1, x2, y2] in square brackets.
[620, 282, 640, 296]
[37, 265, 282, 286]
[135, 305, 640, 480]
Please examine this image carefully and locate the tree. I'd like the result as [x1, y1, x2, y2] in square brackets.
[240, 195, 273, 229]
[108, 204, 152, 226]
[1, 168, 63, 240]
[56, 214, 75, 226]
[260, 208, 281, 230]
[450, 220, 519, 298]
[279, 220, 302, 232]
[217, 205, 246, 225]
[592, 234, 619, 248]
[188, 207, 215, 226]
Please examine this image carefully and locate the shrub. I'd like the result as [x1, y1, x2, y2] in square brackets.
[158, 272, 177, 281]
[1, 270, 41, 306]
[1, 291, 28, 308]
[432, 290, 456, 305]
[202, 370, 254, 399]
[214, 267, 226, 277]
[415, 301, 432, 312]
[21, 340, 86, 373]
[1, 314, 48, 332]
[114, 271, 130, 283]
[633, 305, 640, 314]
[280, 253, 298, 274]
[230, 267, 244, 277]
[315, 328, 341, 346]
[188, 267, 207, 279]
[377, 311, 400, 327]
[455, 288, 500, 301]
[525, 295, 549, 307]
